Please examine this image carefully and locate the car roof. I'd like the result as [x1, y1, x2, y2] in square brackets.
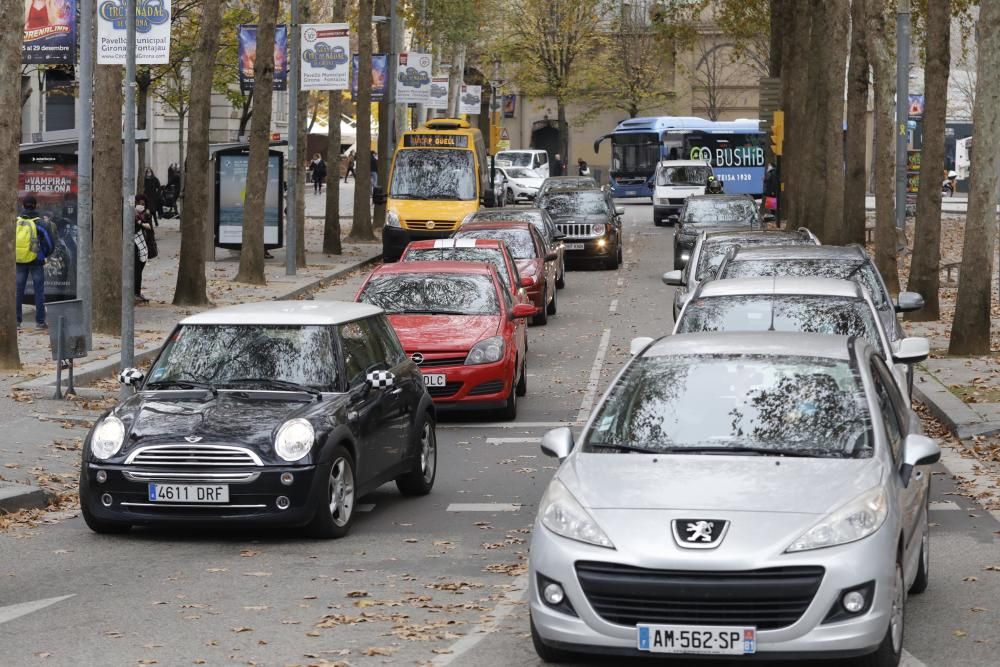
[642, 331, 855, 361]
[372, 260, 496, 276]
[542, 186, 603, 195]
[731, 245, 866, 261]
[695, 277, 865, 299]
[469, 208, 543, 218]
[407, 238, 504, 250]
[181, 301, 383, 326]
[702, 229, 810, 243]
[458, 220, 535, 232]
[686, 194, 755, 202]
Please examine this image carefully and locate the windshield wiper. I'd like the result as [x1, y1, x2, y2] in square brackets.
[672, 445, 841, 458]
[392, 193, 432, 200]
[145, 379, 217, 395]
[587, 442, 657, 454]
[219, 378, 322, 398]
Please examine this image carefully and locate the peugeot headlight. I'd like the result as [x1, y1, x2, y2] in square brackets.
[591, 223, 606, 236]
[465, 336, 504, 365]
[91, 415, 126, 460]
[274, 418, 315, 462]
[787, 486, 888, 552]
[539, 479, 614, 549]
[386, 210, 402, 228]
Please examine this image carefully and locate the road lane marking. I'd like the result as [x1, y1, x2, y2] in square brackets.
[431, 574, 529, 665]
[576, 328, 612, 423]
[609, 298, 618, 314]
[901, 649, 929, 666]
[0, 595, 74, 626]
[928, 501, 961, 511]
[447, 503, 520, 512]
[486, 437, 542, 445]
[616, 277, 624, 288]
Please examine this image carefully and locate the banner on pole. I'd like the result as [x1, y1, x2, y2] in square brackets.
[351, 53, 388, 101]
[238, 24, 289, 92]
[425, 77, 449, 111]
[97, 0, 171, 64]
[458, 84, 481, 115]
[300, 23, 350, 90]
[395, 52, 432, 104]
[22, 0, 76, 64]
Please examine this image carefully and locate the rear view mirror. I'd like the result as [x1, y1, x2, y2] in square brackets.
[614, 206, 625, 216]
[541, 427, 574, 461]
[520, 276, 534, 288]
[365, 369, 395, 388]
[118, 367, 145, 387]
[554, 233, 567, 241]
[900, 433, 941, 487]
[892, 337, 929, 364]
[896, 291, 925, 313]
[630, 336, 654, 356]
[662, 270, 683, 286]
[511, 303, 537, 319]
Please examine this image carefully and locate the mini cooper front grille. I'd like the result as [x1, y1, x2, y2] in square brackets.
[556, 222, 597, 239]
[469, 380, 505, 396]
[124, 444, 263, 467]
[427, 382, 462, 398]
[575, 562, 824, 631]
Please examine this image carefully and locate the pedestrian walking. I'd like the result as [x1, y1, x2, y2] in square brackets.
[552, 153, 565, 177]
[370, 150, 379, 193]
[577, 158, 591, 176]
[344, 152, 357, 183]
[163, 163, 181, 218]
[15, 194, 54, 329]
[143, 167, 162, 226]
[133, 194, 156, 304]
[309, 153, 327, 195]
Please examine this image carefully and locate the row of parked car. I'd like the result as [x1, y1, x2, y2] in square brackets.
[526, 194, 940, 666]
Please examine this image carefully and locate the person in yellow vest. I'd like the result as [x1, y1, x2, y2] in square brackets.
[15, 194, 55, 330]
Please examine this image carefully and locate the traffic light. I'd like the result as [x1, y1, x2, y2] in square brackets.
[771, 110, 784, 156]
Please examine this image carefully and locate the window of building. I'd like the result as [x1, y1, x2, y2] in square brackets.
[45, 69, 76, 133]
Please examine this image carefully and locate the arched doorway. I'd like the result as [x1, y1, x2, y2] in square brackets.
[531, 120, 560, 172]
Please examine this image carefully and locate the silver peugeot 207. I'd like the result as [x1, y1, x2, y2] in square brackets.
[529, 332, 940, 666]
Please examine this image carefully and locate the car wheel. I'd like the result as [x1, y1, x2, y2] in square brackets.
[305, 446, 356, 539]
[532, 298, 548, 326]
[516, 356, 527, 397]
[853, 559, 904, 667]
[556, 258, 566, 289]
[617, 244, 623, 267]
[546, 284, 557, 315]
[499, 382, 518, 420]
[909, 501, 930, 594]
[396, 414, 437, 496]
[531, 615, 577, 663]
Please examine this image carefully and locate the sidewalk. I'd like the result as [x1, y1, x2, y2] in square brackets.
[0, 181, 381, 513]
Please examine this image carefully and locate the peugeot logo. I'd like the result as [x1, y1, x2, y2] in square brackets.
[425, 220, 436, 230]
[185, 435, 203, 443]
[410, 352, 424, 365]
[672, 519, 730, 549]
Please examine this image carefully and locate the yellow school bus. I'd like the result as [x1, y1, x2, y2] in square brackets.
[382, 119, 492, 261]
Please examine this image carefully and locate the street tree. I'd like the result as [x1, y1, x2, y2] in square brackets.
[323, 0, 347, 255]
[348, 0, 375, 242]
[424, 0, 486, 116]
[842, 0, 870, 246]
[235, 0, 280, 285]
[173, 0, 224, 306]
[949, 0, 1000, 355]
[907, 0, 951, 321]
[92, 63, 124, 335]
[0, 2, 22, 368]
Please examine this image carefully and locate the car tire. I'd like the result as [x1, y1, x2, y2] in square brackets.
[531, 616, 577, 664]
[81, 502, 131, 534]
[396, 414, 437, 497]
[499, 382, 518, 420]
[654, 216, 663, 227]
[909, 499, 930, 595]
[556, 259, 566, 289]
[532, 298, 548, 326]
[853, 559, 904, 667]
[516, 357, 528, 397]
[546, 285, 557, 315]
[305, 446, 356, 539]
[617, 244, 623, 267]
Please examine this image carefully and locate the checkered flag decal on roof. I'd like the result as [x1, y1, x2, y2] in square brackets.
[366, 370, 394, 387]
[119, 368, 144, 385]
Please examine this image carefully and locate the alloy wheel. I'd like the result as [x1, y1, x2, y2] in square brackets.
[328, 457, 355, 528]
[420, 422, 437, 484]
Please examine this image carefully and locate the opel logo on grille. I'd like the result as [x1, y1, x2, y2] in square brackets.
[185, 435, 203, 443]
[426, 220, 436, 230]
[672, 519, 730, 549]
[411, 352, 424, 365]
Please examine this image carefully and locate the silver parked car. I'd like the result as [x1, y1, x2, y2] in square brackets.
[529, 332, 940, 666]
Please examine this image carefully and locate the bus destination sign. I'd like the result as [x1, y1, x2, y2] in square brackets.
[403, 134, 469, 148]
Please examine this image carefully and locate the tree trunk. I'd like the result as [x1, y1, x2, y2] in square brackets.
[374, 0, 390, 230]
[842, 0, 869, 246]
[177, 107, 186, 205]
[173, 0, 223, 306]
[322, 0, 346, 255]
[779, 3, 812, 229]
[92, 64, 124, 334]
[295, 0, 310, 268]
[234, 0, 279, 285]
[866, 0, 900, 294]
[812, 0, 848, 243]
[949, 0, 1000, 355]
[348, 0, 375, 242]
[907, 0, 950, 321]
[239, 91, 253, 137]
[447, 44, 465, 117]
[0, 3, 23, 368]
[557, 101, 568, 168]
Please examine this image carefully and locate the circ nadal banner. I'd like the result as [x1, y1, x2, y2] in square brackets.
[395, 52, 432, 104]
[300, 23, 350, 91]
[97, 0, 171, 65]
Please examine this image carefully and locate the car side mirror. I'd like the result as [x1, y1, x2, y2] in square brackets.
[662, 270, 684, 286]
[372, 186, 387, 206]
[365, 369, 395, 388]
[545, 251, 558, 261]
[118, 367, 145, 389]
[895, 291, 925, 313]
[892, 337, 930, 364]
[630, 336, 654, 356]
[554, 233, 567, 241]
[511, 303, 537, 319]
[614, 206, 625, 216]
[900, 433, 941, 487]
[520, 276, 534, 288]
[541, 426, 574, 461]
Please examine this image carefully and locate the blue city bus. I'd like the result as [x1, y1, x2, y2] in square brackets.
[594, 116, 767, 198]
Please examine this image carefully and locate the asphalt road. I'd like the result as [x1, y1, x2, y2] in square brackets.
[0, 202, 997, 667]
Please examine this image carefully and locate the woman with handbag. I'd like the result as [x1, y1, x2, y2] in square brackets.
[133, 194, 156, 303]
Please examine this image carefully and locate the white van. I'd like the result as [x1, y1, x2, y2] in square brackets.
[495, 149, 550, 178]
[653, 160, 713, 226]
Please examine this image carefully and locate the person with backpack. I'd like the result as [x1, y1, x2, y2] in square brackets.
[15, 194, 54, 329]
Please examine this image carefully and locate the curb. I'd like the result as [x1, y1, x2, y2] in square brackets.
[0, 483, 51, 514]
[913, 370, 1000, 440]
[18, 251, 383, 392]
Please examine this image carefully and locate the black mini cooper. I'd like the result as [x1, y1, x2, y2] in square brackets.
[79, 301, 437, 539]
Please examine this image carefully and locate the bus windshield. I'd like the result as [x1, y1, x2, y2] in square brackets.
[390, 149, 477, 201]
[612, 133, 659, 175]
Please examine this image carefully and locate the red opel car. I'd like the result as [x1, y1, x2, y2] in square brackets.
[355, 261, 535, 420]
[452, 221, 558, 326]
[399, 238, 532, 308]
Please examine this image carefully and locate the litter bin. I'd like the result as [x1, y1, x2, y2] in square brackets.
[46, 299, 87, 398]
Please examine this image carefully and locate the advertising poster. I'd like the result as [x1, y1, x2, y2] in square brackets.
[22, 0, 76, 64]
[425, 77, 449, 111]
[395, 52, 432, 104]
[503, 94, 516, 118]
[97, 0, 171, 65]
[238, 25, 289, 92]
[300, 23, 350, 90]
[351, 53, 388, 101]
[215, 152, 283, 248]
[686, 135, 767, 196]
[458, 84, 482, 115]
[18, 153, 78, 302]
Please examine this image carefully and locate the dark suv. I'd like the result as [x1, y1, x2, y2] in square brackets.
[672, 194, 761, 267]
[537, 186, 623, 270]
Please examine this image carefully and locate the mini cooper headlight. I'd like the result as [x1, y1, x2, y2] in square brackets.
[386, 210, 402, 228]
[787, 486, 888, 552]
[539, 479, 615, 549]
[465, 336, 504, 365]
[275, 419, 315, 462]
[91, 415, 126, 460]
[591, 223, 606, 236]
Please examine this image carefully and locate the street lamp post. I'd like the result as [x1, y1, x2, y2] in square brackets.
[287, 0, 300, 276]
[120, 0, 137, 389]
